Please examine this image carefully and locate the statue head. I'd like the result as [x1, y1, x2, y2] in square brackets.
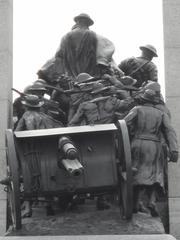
[143, 81, 161, 92]
[25, 83, 47, 97]
[139, 44, 158, 58]
[21, 95, 44, 108]
[74, 13, 94, 26]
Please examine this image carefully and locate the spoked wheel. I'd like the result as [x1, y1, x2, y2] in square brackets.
[116, 120, 133, 220]
[6, 129, 22, 230]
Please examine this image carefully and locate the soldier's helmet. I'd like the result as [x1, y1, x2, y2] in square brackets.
[139, 44, 158, 57]
[74, 13, 94, 26]
[23, 85, 33, 94]
[33, 79, 47, 85]
[76, 73, 95, 83]
[21, 95, 44, 108]
[141, 89, 158, 102]
[120, 76, 137, 86]
[143, 81, 161, 92]
[27, 83, 47, 92]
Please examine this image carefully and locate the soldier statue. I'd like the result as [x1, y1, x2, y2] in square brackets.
[118, 44, 158, 87]
[124, 88, 178, 216]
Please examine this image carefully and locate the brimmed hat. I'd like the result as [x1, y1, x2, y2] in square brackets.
[120, 76, 137, 86]
[23, 85, 33, 94]
[140, 89, 160, 103]
[143, 81, 161, 92]
[34, 79, 47, 85]
[139, 44, 158, 57]
[74, 13, 94, 26]
[21, 95, 44, 108]
[76, 73, 95, 83]
[28, 83, 47, 92]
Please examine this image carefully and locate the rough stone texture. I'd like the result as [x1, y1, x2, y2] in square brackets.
[165, 97, 180, 146]
[0, 100, 11, 148]
[0, 0, 13, 235]
[7, 201, 165, 236]
[163, 0, 180, 47]
[163, 0, 180, 239]
[169, 198, 180, 240]
[164, 48, 180, 97]
[168, 163, 180, 198]
[0, 234, 177, 240]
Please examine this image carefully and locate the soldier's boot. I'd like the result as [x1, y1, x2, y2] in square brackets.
[138, 201, 149, 214]
[133, 186, 146, 213]
[147, 186, 159, 217]
[148, 202, 159, 217]
[21, 201, 33, 218]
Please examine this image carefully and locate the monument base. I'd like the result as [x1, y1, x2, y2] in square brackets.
[6, 200, 165, 236]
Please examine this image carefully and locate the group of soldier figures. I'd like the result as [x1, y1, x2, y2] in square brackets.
[12, 13, 178, 217]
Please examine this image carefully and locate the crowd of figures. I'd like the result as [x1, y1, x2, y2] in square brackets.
[12, 13, 178, 219]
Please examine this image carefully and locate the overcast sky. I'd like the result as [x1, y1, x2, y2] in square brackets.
[13, 0, 164, 98]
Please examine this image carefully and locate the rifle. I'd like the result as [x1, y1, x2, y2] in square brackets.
[129, 60, 150, 77]
[12, 88, 28, 97]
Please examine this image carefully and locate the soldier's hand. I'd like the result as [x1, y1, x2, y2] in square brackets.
[169, 151, 179, 163]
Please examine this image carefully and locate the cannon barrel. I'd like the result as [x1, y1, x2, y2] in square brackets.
[61, 159, 83, 177]
[58, 136, 78, 160]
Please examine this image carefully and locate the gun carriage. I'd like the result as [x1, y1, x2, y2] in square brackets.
[6, 117, 132, 230]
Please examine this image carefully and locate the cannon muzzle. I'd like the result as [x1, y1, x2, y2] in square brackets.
[62, 159, 83, 177]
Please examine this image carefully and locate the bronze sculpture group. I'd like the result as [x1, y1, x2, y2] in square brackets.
[11, 13, 179, 219]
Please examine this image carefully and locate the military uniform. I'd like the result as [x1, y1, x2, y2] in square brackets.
[119, 56, 158, 87]
[124, 89, 178, 215]
[69, 95, 133, 126]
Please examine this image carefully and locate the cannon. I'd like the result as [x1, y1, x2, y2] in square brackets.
[5, 120, 133, 230]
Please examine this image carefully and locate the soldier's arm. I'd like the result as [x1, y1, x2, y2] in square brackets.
[68, 103, 85, 126]
[115, 97, 135, 112]
[162, 113, 179, 162]
[15, 116, 25, 131]
[55, 34, 67, 59]
[147, 62, 158, 82]
[118, 59, 128, 73]
[124, 106, 138, 125]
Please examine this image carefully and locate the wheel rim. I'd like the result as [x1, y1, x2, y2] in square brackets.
[116, 120, 133, 219]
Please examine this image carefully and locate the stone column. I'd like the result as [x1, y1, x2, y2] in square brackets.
[0, 0, 13, 235]
[163, 0, 180, 239]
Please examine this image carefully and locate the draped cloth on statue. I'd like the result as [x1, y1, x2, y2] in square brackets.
[37, 32, 120, 82]
[56, 29, 97, 77]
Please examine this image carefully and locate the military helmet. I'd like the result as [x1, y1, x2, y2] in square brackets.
[74, 13, 94, 26]
[28, 83, 47, 92]
[76, 73, 95, 83]
[23, 85, 33, 94]
[140, 89, 160, 104]
[139, 44, 158, 57]
[144, 81, 161, 92]
[120, 76, 137, 86]
[33, 79, 47, 85]
[141, 89, 157, 102]
[21, 95, 44, 108]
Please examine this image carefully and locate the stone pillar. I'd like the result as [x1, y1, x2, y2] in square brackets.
[0, 0, 13, 235]
[163, 0, 180, 239]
